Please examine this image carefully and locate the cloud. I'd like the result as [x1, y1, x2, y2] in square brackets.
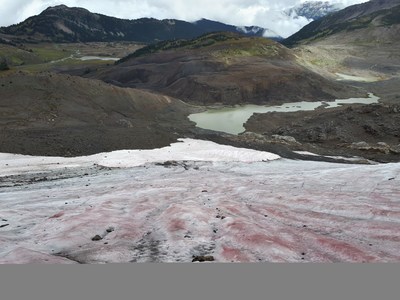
[0, 0, 369, 37]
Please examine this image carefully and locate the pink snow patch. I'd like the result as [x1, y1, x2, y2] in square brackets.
[0, 248, 78, 264]
[315, 237, 379, 262]
[221, 245, 250, 262]
[0, 142, 400, 263]
[49, 212, 65, 219]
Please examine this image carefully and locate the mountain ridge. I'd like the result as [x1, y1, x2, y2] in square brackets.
[284, 0, 400, 46]
[0, 5, 280, 44]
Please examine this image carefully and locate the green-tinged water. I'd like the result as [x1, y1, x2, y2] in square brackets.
[188, 93, 379, 134]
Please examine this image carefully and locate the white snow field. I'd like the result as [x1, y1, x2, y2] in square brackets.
[0, 139, 399, 263]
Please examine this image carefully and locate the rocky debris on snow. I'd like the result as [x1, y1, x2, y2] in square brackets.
[106, 227, 115, 233]
[1, 139, 400, 263]
[192, 256, 215, 263]
[91, 235, 103, 241]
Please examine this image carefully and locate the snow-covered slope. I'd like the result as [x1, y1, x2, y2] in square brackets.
[1, 139, 399, 263]
[0, 139, 279, 177]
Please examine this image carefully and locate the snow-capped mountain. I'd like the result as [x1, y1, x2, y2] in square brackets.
[286, 1, 344, 20]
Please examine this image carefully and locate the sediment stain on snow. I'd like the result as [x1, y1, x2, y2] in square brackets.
[0, 140, 399, 263]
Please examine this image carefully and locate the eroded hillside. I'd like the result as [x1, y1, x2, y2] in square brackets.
[90, 32, 361, 105]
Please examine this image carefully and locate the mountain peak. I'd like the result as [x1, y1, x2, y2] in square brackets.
[43, 4, 69, 12]
[286, 1, 343, 20]
[49, 4, 68, 9]
[41, 4, 90, 15]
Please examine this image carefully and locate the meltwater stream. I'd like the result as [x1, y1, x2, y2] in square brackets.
[188, 93, 380, 135]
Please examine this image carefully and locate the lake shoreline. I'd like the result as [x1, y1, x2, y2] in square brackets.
[189, 93, 380, 135]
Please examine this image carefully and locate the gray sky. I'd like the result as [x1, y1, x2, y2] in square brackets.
[0, 0, 368, 37]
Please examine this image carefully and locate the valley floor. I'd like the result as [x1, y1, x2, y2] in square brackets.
[1, 139, 399, 263]
[1, 1, 400, 264]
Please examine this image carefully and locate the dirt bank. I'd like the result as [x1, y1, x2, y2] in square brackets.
[0, 71, 195, 156]
[245, 102, 400, 163]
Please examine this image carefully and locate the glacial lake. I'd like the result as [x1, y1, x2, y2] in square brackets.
[188, 93, 380, 135]
[50, 56, 120, 64]
[336, 73, 379, 82]
[79, 56, 120, 61]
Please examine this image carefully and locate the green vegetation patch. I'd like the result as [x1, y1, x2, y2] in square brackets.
[16, 57, 109, 73]
[381, 6, 400, 26]
[0, 44, 74, 68]
[30, 46, 72, 62]
[0, 58, 10, 71]
[213, 44, 281, 59]
[118, 32, 241, 63]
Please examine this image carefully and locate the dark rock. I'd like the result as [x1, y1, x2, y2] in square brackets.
[272, 134, 299, 144]
[192, 255, 215, 262]
[156, 160, 181, 168]
[0, 224, 10, 228]
[363, 125, 378, 135]
[91, 235, 103, 241]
